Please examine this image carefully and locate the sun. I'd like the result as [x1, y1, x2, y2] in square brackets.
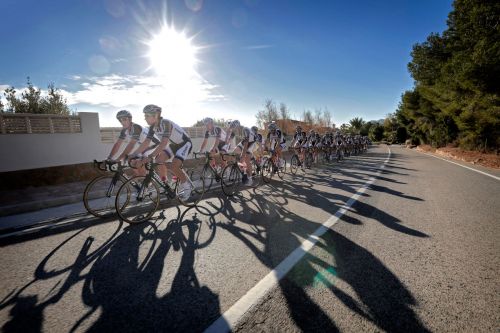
[146, 26, 199, 80]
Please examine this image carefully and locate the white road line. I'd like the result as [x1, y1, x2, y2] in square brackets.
[417, 150, 500, 181]
[204, 148, 392, 333]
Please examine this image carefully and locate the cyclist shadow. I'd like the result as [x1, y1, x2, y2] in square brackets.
[1, 207, 221, 333]
[79, 206, 221, 332]
[210, 194, 429, 332]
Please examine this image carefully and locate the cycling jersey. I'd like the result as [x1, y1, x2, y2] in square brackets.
[205, 126, 229, 142]
[147, 118, 192, 161]
[147, 118, 190, 144]
[119, 123, 143, 141]
[267, 129, 286, 144]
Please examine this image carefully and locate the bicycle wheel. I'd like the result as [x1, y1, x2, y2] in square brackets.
[277, 158, 286, 179]
[83, 174, 128, 218]
[261, 158, 274, 183]
[305, 153, 313, 169]
[290, 154, 299, 175]
[115, 176, 160, 224]
[250, 158, 261, 187]
[177, 171, 205, 207]
[221, 164, 240, 196]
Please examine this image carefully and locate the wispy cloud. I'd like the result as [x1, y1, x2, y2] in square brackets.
[64, 74, 224, 108]
[243, 44, 274, 50]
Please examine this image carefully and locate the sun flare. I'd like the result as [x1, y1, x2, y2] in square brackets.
[146, 26, 198, 80]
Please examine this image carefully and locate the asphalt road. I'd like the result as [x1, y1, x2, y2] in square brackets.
[0, 145, 498, 332]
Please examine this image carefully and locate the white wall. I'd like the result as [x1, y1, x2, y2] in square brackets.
[0, 112, 220, 172]
[0, 113, 107, 172]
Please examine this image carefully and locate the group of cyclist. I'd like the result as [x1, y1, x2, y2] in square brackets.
[106, 105, 369, 201]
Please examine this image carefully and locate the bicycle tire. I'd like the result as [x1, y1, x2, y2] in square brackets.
[221, 164, 240, 196]
[305, 152, 313, 169]
[83, 174, 128, 218]
[261, 158, 274, 183]
[115, 176, 160, 224]
[290, 154, 299, 175]
[277, 158, 286, 179]
[177, 170, 205, 207]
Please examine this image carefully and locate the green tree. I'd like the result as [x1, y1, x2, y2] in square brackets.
[349, 117, 365, 134]
[2, 78, 72, 115]
[396, 0, 500, 150]
[369, 124, 385, 142]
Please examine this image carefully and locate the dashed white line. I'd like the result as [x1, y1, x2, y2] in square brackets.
[204, 148, 392, 333]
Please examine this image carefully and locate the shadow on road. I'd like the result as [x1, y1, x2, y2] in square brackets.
[1, 207, 221, 332]
[1, 147, 430, 332]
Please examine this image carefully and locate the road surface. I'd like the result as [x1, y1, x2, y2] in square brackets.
[1, 145, 498, 332]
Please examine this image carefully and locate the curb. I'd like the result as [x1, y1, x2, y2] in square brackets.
[0, 193, 83, 217]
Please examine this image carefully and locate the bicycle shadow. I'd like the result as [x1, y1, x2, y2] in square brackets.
[1, 206, 221, 333]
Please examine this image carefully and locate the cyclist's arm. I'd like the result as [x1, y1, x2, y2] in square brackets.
[211, 137, 220, 152]
[199, 137, 208, 153]
[129, 138, 151, 157]
[147, 136, 169, 160]
[117, 138, 138, 161]
[107, 138, 124, 160]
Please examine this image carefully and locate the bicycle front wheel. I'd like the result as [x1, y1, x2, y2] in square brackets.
[277, 158, 286, 179]
[83, 174, 127, 218]
[221, 164, 240, 196]
[177, 171, 205, 207]
[261, 159, 274, 183]
[290, 155, 299, 175]
[115, 176, 160, 224]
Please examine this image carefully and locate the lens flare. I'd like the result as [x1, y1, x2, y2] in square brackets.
[146, 26, 198, 80]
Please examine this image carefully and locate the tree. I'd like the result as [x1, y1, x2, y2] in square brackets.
[370, 124, 385, 141]
[256, 98, 278, 128]
[323, 109, 332, 128]
[1, 78, 72, 115]
[302, 109, 313, 125]
[192, 118, 227, 127]
[40, 83, 71, 115]
[349, 117, 365, 134]
[279, 102, 290, 120]
[397, 0, 500, 150]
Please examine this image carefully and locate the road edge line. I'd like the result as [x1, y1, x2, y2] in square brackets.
[413, 149, 500, 181]
[204, 147, 392, 333]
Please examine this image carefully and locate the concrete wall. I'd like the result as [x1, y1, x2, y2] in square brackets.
[0, 113, 108, 172]
[0, 112, 221, 173]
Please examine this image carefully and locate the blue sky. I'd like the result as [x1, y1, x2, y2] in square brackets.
[0, 0, 453, 127]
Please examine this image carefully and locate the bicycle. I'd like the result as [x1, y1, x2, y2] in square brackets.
[115, 161, 204, 224]
[289, 147, 306, 175]
[220, 153, 260, 196]
[261, 149, 287, 183]
[83, 160, 130, 218]
[191, 151, 223, 192]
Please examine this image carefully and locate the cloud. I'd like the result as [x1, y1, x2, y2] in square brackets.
[63, 73, 225, 112]
[243, 44, 273, 50]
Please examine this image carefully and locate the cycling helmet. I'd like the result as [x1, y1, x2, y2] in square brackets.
[296, 125, 302, 131]
[251, 126, 258, 133]
[268, 122, 277, 131]
[203, 117, 213, 125]
[143, 104, 161, 114]
[116, 110, 132, 120]
[229, 120, 240, 128]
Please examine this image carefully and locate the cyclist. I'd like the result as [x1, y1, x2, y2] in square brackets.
[290, 125, 307, 166]
[107, 110, 142, 162]
[199, 117, 231, 154]
[107, 110, 159, 176]
[231, 121, 258, 186]
[265, 121, 286, 168]
[130, 104, 193, 201]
